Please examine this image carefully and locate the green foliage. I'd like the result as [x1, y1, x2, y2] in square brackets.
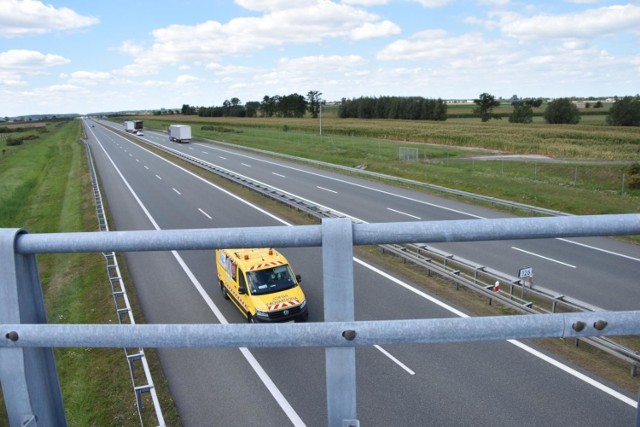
[509, 101, 533, 123]
[6, 136, 24, 146]
[473, 93, 501, 122]
[607, 95, 640, 126]
[338, 96, 447, 121]
[201, 125, 236, 132]
[306, 90, 323, 119]
[544, 98, 581, 124]
[627, 163, 640, 189]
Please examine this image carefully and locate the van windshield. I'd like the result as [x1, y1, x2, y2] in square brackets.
[247, 265, 297, 295]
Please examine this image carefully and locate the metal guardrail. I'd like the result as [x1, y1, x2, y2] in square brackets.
[122, 128, 640, 373]
[84, 141, 165, 425]
[3, 216, 640, 426]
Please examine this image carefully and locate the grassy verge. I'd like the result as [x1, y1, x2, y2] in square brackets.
[0, 121, 178, 426]
[129, 116, 640, 224]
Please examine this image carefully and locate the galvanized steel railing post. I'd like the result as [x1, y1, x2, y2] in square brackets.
[0, 228, 66, 426]
[322, 218, 359, 426]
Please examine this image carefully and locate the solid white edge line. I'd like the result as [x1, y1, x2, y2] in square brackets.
[92, 132, 306, 426]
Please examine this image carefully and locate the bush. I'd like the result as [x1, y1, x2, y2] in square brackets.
[544, 98, 581, 124]
[628, 175, 640, 190]
[5, 137, 24, 146]
[607, 96, 640, 126]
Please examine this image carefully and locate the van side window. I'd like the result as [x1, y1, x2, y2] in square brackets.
[238, 269, 247, 292]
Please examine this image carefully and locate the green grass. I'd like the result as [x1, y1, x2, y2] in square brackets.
[0, 121, 178, 426]
[131, 115, 640, 222]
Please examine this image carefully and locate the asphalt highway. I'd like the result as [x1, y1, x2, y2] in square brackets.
[84, 120, 638, 426]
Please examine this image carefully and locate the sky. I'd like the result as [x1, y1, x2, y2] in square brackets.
[0, 0, 639, 117]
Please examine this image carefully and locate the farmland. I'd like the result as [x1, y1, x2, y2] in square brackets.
[132, 109, 640, 219]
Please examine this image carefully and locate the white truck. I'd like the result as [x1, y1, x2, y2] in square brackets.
[124, 121, 135, 132]
[168, 124, 192, 143]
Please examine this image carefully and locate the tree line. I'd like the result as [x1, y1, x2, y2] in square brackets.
[337, 96, 447, 121]
[474, 93, 640, 126]
[178, 91, 640, 127]
[181, 91, 324, 119]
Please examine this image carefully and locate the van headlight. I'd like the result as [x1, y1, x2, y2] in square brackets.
[255, 309, 269, 317]
[299, 300, 306, 309]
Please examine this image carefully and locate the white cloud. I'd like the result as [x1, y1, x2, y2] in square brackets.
[0, 49, 70, 84]
[342, 0, 390, 5]
[277, 54, 367, 72]
[376, 30, 509, 62]
[412, 0, 454, 7]
[116, 40, 145, 57]
[176, 74, 201, 84]
[67, 71, 111, 85]
[234, 0, 317, 12]
[499, 4, 640, 39]
[351, 20, 401, 40]
[115, 1, 392, 76]
[0, 0, 99, 37]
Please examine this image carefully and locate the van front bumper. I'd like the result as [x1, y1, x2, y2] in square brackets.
[254, 305, 309, 323]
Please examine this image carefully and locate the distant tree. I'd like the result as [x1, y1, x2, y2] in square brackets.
[245, 101, 260, 118]
[528, 98, 544, 108]
[306, 90, 324, 118]
[181, 104, 197, 115]
[473, 93, 501, 122]
[543, 98, 581, 124]
[606, 95, 640, 126]
[509, 101, 533, 123]
[594, 101, 603, 108]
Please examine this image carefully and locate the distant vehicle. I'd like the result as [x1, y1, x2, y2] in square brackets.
[168, 124, 191, 143]
[91, 125, 94, 127]
[124, 120, 143, 133]
[136, 130, 144, 136]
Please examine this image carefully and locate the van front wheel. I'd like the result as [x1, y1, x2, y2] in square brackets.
[220, 283, 229, 300]
[247, 313, 256, 323]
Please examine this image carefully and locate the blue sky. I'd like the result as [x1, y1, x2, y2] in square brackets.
[1, 0, 639, 116]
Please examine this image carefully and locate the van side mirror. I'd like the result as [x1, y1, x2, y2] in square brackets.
[296, 274, 302, 283]
[238, 287, 246, 294]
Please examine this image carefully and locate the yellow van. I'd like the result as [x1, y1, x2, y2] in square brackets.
[216, 248, 308, 323]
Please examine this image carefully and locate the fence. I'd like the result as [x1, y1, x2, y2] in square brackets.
[2, 214, 640, 426]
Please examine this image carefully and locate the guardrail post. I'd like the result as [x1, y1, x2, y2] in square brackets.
[322, 218, 359, 426]
[0, 228, 66, 426]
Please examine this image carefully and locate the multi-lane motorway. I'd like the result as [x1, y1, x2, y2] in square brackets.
[84, 119, 638, 426]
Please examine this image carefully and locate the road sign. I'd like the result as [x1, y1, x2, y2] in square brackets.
[518, 267, 533, 278]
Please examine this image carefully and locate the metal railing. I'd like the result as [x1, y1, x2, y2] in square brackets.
[84, 141, 165, 425]
[2, 215, 640, 426]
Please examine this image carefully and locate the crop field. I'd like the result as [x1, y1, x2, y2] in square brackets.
[132, 112, 639, 220]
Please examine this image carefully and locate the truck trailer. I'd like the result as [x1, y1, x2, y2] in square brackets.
[168, 124, 192, 143]
[124, 121, 135, 132]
